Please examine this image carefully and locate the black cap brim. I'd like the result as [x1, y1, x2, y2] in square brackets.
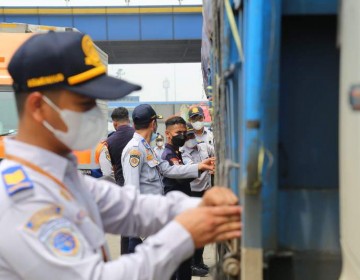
[63, 74, 141, 100]
[189, 113, 203, 118]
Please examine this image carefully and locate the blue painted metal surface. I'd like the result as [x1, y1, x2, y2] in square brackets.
[276, 14, 340, 259]
[242, 0, 264, 249]
[282, 0, 338, 15]
[221, 0, 243, 198]
[74, 15, 107, 40]
[260, 0, 281, 251]
[278, 189, 340, 252]
[107, 15, 140, 40]
[210, 1, 341, 278]
[0, 6, 202, 41]
[174, 14, 203, 39]
[39, 16, 72, 28]
[217, 0, 340, 258]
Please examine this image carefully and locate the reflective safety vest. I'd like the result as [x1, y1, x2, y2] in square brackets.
[94, 140, 107, 165]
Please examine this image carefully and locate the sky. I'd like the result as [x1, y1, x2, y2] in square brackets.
[2, 0, 202, 7]
[108, 63, 206, 102]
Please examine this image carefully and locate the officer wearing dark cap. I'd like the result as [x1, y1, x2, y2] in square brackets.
[181, 122, 215, 275]
[188, 106, 214, 147]
[154, 133, 165, 159]
[122, 104, 216, 252]
[122, 104, 214, 196]
[0, 31, 242, 280]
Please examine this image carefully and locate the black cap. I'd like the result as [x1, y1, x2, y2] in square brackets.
[155, 133, 164, 141]
[132, 104, 163, 124]
[188, 106, 204, 118]
[8, 31, 141, 100]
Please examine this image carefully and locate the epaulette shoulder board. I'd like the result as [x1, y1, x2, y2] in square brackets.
[1, 165, 34, 201]
[141, 139, 151, 150]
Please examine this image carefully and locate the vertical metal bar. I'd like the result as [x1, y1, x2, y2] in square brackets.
[241, 0, 268, 278]
[339, 1, 360, 279]
[241, 0, 282, 277]
[261, 0, 281, 252]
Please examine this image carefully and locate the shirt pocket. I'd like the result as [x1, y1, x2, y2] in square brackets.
[145, 160, 160, 182]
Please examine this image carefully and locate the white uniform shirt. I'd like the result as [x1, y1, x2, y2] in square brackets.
[98, 144, 113, 178]
[154, 145, 165, 160]
[121, 132, 199, 195]
[194, 127, 214, 147]
[181, 143, 214, 192]
[0, 138, 199, 280]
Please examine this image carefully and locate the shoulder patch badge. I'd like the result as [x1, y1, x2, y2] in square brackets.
[40, 218, 83, 259]
[129, 149, 141, 168]
[48, 228, 81, 258]
[2, 166, 33, 197]
[105, 149, 111, 162]
[146, 150, 154, 161]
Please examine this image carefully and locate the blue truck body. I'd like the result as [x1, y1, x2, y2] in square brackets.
[206, 0, 341, 279]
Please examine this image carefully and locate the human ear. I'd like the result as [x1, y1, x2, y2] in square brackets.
[26, 92, 45, 123]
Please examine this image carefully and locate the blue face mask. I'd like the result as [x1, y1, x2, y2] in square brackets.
[151, 121, 158, 142]
[151, 132, 158, 142]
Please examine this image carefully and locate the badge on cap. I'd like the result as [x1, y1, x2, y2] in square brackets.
[82, 35, 102, 68]
[192, 107, 199, 113]
[129, 149, 141, 168]
[2, 166, 33, 197]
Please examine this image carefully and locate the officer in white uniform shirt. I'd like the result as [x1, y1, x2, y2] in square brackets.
[122, 104, 215, 196]
[181, 123, 215, 194]
[0, 31, 241, 280]
[188, 106, 214, 147]
[154, 133, 165, 159]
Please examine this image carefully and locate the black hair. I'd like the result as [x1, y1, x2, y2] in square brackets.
[134, 120, 152, 130]
[15, 88, 60, 117]
[165, 116, 186, 128]
[111, 107, 129, 122]
[14, 92, 28, 117]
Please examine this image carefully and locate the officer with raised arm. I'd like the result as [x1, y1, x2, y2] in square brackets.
[122, 104, 215, 196]
[0, 31, 241, 280]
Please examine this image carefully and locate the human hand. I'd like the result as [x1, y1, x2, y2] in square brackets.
[198, 157, 216, 172]
[175, 205, 242, 248]
[200, 186, 239, 207]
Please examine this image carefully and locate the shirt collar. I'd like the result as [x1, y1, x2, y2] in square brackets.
[133, 132, 145, 141]
[4, 137, 75, 182]
[201, 128, 208, 136]
[182, 145, 197, 154]
[116, 124, 131, 131]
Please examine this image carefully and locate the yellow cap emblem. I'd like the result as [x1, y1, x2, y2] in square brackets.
[82, 35, 102, 68]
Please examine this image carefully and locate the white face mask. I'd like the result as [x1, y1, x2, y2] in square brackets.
[42, 96, 105, 151]
[156, 141, 164, 147]
[185, 138, 197, 149]
[192, 121, 204, 130]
